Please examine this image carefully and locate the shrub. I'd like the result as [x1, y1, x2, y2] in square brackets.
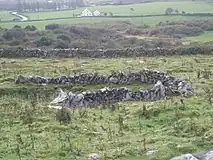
[12, 29, 26, 40]
[56, 108, 71, 124]
[45, 24, 60, 30]
[56, 35, 71, 43]
[165, 8, 173, 15]
[9, 40, 20, 46]
[53, 29, 65, 34]
[200, 22, 213, 31]
[2, 31, 13, 41]
[36, 37, 53, 47]
[125, 28, 145, 35]
[157, 20, 213, 32]
[54, 39, 69, 49]
[69, 26, 87, 36]
[147, 25, 204, 37]
[13, 25, 21, 29]
[23, 38, 29, 42]
[70, 39, 98, 49]
[25, 25, 37, 31]
[3, 29, 26, 40]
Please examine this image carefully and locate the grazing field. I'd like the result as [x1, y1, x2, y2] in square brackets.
[23, 1, 213, 20]
[0, 11, 16, 21]
[0, 55, 213, 160]
[1, 15, 213, 29]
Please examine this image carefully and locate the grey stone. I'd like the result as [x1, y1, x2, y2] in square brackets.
[88, 153, 100, 160]
[146, 148, 159, 156]
[170, 154, 198, 160]
[0, 45, 213, 58]
[170, 149, 213, 160]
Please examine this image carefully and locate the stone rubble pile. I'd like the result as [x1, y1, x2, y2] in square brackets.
[1, 45, 213, 58]
[87, 153, 100, 160]
[49, 80, 191, 108]
[35, 69, 193, 108]
[170, 148, 213, 160]
[15, 69, 188, 87]
[49, 81, 160, 108]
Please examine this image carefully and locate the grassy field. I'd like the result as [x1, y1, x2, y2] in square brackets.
[0, 11, 16, 21]
[0, 15, 212, 29]
[0, 55, 213, 160]
[23, 1, 213, 20]
[0, 1, 213, 30]
[185, 31, 213, 42]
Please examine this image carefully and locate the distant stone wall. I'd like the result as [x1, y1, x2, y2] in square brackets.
[15, 69, 193, 108]
[1, 45, 213, 58]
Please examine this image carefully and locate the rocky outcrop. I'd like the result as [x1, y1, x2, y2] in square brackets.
[1, 45, 213, 58]
[34, 69, 194, 108]
[170, 148, 213, 160]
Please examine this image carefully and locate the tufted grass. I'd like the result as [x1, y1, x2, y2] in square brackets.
[0, 55, 213, 159]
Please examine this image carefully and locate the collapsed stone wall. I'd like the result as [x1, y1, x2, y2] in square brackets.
[1, 45, 213, 58]
[15, 69, 193, 108]
[170, 148, 213, 160]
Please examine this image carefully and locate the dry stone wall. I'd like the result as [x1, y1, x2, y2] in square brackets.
[15, 69, 193, 108]
[1, 45, 213, 58]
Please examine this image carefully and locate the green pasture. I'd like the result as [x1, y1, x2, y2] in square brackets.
[1, 15, 213, 30]
[0, 55, 213, 160]
[23, 1, 213, 20]
[0, 11, 16, 21]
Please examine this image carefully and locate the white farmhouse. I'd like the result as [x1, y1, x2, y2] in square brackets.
[93, 10, 101, 16]
[80, 8, 93, 17]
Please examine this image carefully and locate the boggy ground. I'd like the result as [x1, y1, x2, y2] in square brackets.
[0, 55, 213, 160]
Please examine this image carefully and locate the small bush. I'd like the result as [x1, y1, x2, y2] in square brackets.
[36, 37, 53, 47]
[57, 35, 71, 43]
[2, 31, 13, 41]
[23, 38, 29, 42]
[201, 22, 213, 31]
[165, 8, 173, 15]
[45, 24, 60, 30]
[54, 39, 69, 49]
[25, 25, 37, 31]
[56, 108, 71, 124]
[12, 29, 26, 40]
[3, 29, 26, 40]
[13, 25, 22, 29]
[147, 25, 204, 37]
[70, 39, 98, 49]
[9, 40, 20, 46]
[53, 29, 65, 34]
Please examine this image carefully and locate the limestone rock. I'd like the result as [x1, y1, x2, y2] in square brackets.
[170, 149, 213, 160]
[170, 154, 198, 160]
[88, 153, 100, 160]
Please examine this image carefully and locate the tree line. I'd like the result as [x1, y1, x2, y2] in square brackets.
[0, 0, 85, 12]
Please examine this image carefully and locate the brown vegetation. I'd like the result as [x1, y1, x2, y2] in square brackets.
[0, 22, 183, 49]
